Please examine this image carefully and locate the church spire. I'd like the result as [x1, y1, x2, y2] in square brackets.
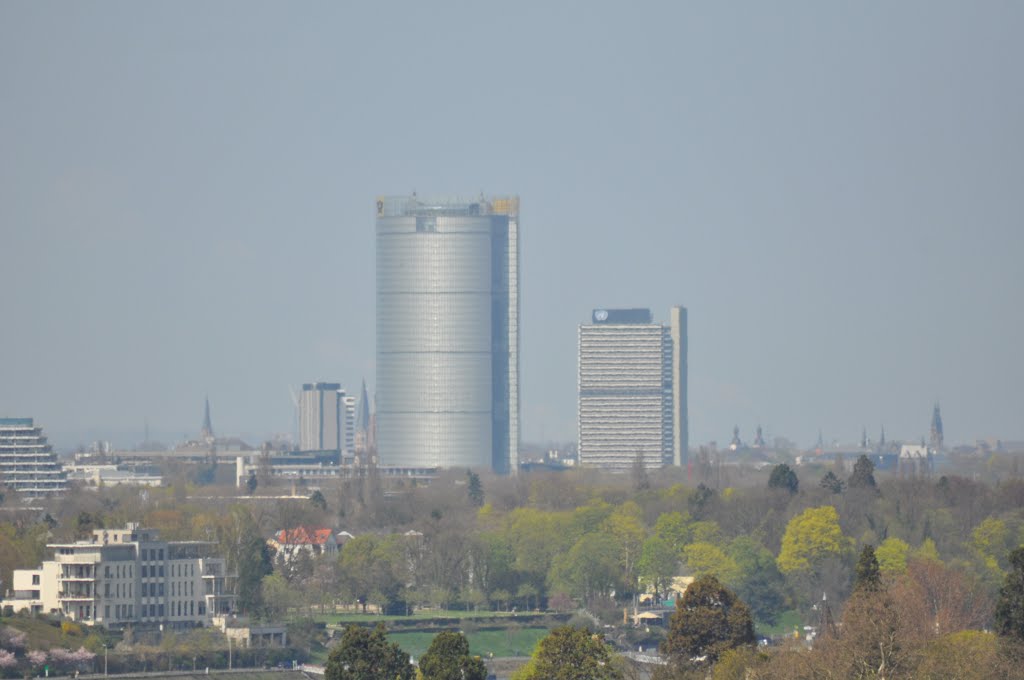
[201, 396, 214, 442]
[930, 403, 944, 450]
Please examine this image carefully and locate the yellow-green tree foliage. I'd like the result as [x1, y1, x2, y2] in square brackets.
[876, 537, 911, 575]
[777, 506, 849, 574]
[512, 626, 622, 680]
[972, 517, 1010, 575]
[683, 543, 740, 585]
[914, 631, 1002, 680]
[913, 538, 941, 563]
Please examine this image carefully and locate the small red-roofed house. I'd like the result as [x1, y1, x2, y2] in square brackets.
[268, 527, 340, 563]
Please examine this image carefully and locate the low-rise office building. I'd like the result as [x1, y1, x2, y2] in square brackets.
[4, 523, 234, 630]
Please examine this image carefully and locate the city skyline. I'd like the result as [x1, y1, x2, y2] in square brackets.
[2, 3, 1023, 451]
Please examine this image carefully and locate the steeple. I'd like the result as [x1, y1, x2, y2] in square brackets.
[753, 425, 765, 448]
[930, 403, 944, 451]
[200, 396, 214, 442]
[729, 426, 742, 451]
[356, 379, 371, 434]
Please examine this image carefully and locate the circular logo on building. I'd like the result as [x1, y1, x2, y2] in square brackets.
[594, 309, 609, 322]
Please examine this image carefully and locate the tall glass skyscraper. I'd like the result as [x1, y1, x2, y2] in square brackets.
[578, 306, 687, 471]
[375, 195, 519, 473]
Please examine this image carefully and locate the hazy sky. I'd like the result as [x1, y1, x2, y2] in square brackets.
[2, 2, 1022, 451]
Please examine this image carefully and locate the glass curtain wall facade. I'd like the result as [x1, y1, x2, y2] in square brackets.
[376, 195, 519, 472]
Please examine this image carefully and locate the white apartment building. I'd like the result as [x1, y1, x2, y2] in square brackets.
[5, 523, 234, 630]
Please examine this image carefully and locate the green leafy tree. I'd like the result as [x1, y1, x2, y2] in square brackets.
[261, 572, 299, 619]
[972, 517, 1011, 576]
[855, 545, 882, 591]
[548, 532, 622, 602]
[995, 546, 1024, 641]
[876, 537, 910, 575]
[466, 470, 484, 508]
[777, 506, 850, 576]
[638, 535, 679, 599]
[602, 502, 646, 590]
[235, 521, 274, 615]
[660, 574, 755, 669]
[517, 583, 539, 610]
[338, 535, 407, 614]
[683, 543, 740, 584]
[507, 508, 573, 591]
[653, 511, 692, 553]
[768, 464, 799, 494]
[419, 631, 486, 680]
[513, 626, 622, 680]
[325, 624, 412, 680]
[913, 538, 941, 563]
[726, 536, 787, 625]
[848, 454, 877, 489]
[470, 532, 517, 598]
[819, 471, 845, 494]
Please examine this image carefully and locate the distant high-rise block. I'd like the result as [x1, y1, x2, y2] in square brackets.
[0, 418, 68, 497]
[578, 306, 688, 471]
[375, 195, 519, 472]
[298, 383, 346, 453]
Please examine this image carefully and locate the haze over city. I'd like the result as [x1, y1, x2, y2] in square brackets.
[2, 2, 1022, 450]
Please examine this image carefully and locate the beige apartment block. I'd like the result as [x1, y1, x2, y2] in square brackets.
[4, 523, 234, 630]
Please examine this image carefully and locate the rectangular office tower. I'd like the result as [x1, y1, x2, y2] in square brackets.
[578, 307, 688, 471]
[376, 195, 519, 473]
[298, 383, 348, 453]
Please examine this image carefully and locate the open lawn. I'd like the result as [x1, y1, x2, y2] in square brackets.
[306, 626, 546, 666]
[756, 609, 803, 638]
[311, 609, 519, 625]
[387, 627, 547, 660]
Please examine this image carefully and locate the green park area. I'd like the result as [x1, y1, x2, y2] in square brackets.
[387, 627, 548, 660]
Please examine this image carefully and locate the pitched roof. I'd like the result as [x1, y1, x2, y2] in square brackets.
[274, 527, 334, 545]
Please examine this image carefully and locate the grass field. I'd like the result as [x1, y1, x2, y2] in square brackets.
[312, 609, 518, 625]
[756, 609, 803, 637]
[387, 627, 547, 660]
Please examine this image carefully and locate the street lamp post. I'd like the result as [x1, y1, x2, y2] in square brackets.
[103, 645, 108, 676]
